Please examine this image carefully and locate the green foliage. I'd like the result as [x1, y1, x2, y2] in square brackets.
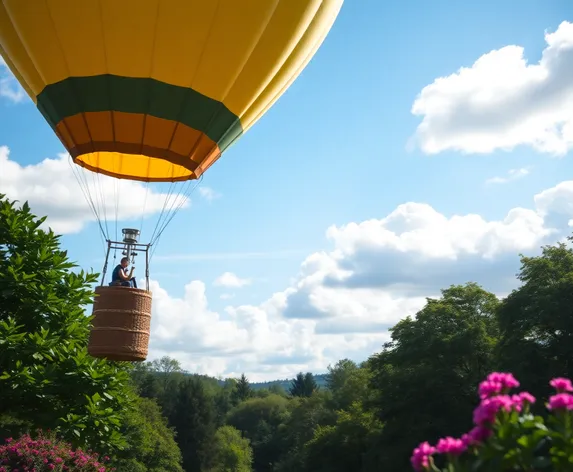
[8, 194, 573, 472]
[274, 391, 336, 471]
[268, 384, 288, 397]
[304, 401, 383, 472]
[368, 282, 501, 471]
[289, 372, 319, 398]
[414, 374, 573, 472]
[0, 430, 112, 471]
[326, 359, 372, 410]
[210, 425, 254, 472]
[497, 241, 573, 398]
[227, 394, 290, 472]
[232, 373, 254, 405]
[169, 377, 217, 472]
[214, 379, 237, 426]
[0, 194, 132, 453]
[113, 397, 183, 472]
[117, 236, 573, 472]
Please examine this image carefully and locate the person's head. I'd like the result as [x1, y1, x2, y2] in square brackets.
[120, 257, 129, 268]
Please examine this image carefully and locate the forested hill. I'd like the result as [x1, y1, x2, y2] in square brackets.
[5, 195, 573, 471]
[250, 375, 328, 390]
[180, 372, 329, 391]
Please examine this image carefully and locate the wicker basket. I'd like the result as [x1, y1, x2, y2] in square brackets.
[87, 286, 152, 362]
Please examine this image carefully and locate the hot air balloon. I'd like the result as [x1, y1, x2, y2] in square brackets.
[0, 0, 343, 361]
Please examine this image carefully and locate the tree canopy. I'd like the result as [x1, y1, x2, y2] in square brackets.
[0, 194, 132, 453]
[3, 193, 573, 471]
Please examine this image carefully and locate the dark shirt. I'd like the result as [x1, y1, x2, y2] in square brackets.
[111, 264, 126, 283]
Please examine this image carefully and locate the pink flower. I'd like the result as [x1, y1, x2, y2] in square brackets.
[478, 380, 503, 399]
[550, 378, 573, 393]
[511, 395, 524, 412]
[467, 425, 492, 445]
[436, 437, 466, 456]
[548, 393, 573, 411]
[478, 373, 520, 399]
[517, 391, 536, 405]
[511, 392, 535, 411]
[489, 372, 519, 389]
[411, 441, 435, 471]
[473, 395, 514, 425]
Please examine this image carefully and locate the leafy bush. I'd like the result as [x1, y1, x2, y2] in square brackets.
[411, 372, 573, 471]
[114, 397, 183, 472]
[210, 425, 253, 472]
[0, 194, 132, 452]
[0, 431, 112, 471]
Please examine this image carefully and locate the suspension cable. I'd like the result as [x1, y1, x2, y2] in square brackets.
[68, 157, 108, 254]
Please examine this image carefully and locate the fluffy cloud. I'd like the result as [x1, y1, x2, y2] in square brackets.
[147, 179, 573, 381]
[0, 146, 189, 234]
[411, 21, 573, 155]
[214, 272, 252, 288]
[198, 186, 221, 202]
[0, 56, 26, 104]
[486, 167, 530, 185]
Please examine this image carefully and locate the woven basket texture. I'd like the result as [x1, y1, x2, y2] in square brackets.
[88, 286, 152, 362]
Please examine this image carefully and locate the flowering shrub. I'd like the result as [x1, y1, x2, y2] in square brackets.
[0, 431, 113, 471]
[411, 373, 573, 471]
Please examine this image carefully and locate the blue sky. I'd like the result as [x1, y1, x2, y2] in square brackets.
[1, 1, 573, 380]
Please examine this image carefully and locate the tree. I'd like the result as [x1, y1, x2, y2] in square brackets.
[274, 392, 336, 471]
[303, 402, 383, 472]
[114, 397, 183, 472]
[232, 373, 253, 404]
[214, 379, 237, 427]
[226, 394, 290, 472]
[268, 384, 287, 397]
[289, 372, 318, 398]
[130, 362, 162, 399]
[368, 283, 500, 471]
[169, 377, 217, 472]
[151, 355, 183, 392]
[0, 194, 132, 452]
[210, 425, 254, 472]
[497, 240, 573, 399]
[326, 359, 372, 410]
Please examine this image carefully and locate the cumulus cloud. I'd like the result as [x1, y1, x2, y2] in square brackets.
[0, 56, 26, 104]
[147, 179, 573, 381]
[214, 272, 252, 288]
[486, 167, 531, 185]
[0, 146, 189, 234]
[198, 186, 221, 202]
[411, 21, 573, 155]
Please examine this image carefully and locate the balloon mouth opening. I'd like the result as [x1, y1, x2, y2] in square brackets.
[74, 151, 198, 183]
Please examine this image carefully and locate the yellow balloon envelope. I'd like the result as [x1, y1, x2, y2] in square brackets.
[0, 0, 343, 182]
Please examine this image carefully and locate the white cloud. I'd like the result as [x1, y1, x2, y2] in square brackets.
[0, 56, 26, 104]
[214, 272, 252, 288]
[411, 21, 573, 156]
[0, 146, 189, 234]
[147, 179, 573, 381]
[486, 167, 531, 185]
[198, 186, 221, 202]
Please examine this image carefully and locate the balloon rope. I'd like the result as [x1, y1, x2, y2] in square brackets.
[139, 182, 150, 235]
[148, 180, 176, 245]
[68, 158, 107, 254]
[149, 175, 203, 262]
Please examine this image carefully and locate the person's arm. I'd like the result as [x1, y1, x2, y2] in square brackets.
[119, 268, 130, 281]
